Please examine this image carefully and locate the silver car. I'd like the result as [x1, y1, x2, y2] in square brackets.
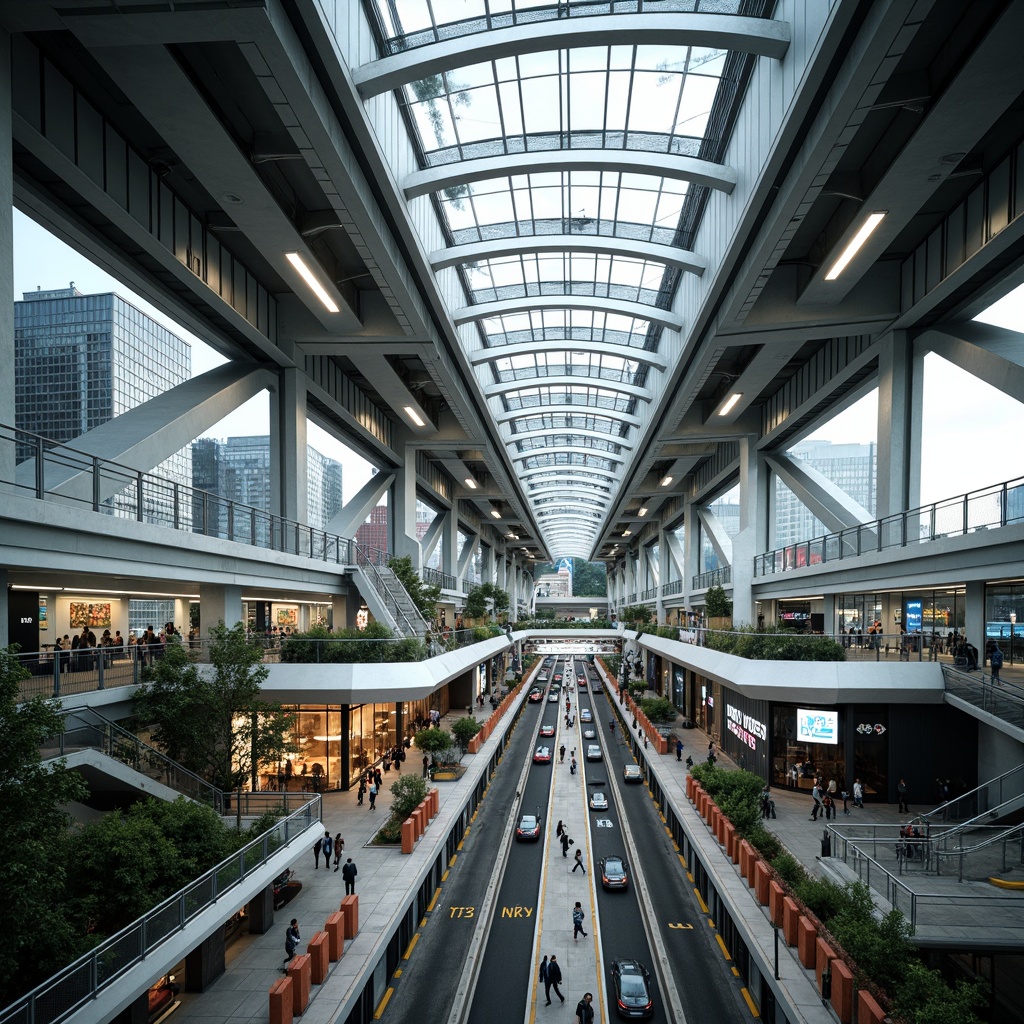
[589, 790, 609, 811]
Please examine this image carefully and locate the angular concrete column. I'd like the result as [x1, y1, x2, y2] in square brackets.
[332, 594, 349, 631]
[731, 436, 766, 626]
[199, 584, 243, 633]
[441, 509, 459, 577]
[965, 580, 985, 654]
[271, 368, 308, 523]
[392, 439, 419, 562]
[877, 330, 920, 517]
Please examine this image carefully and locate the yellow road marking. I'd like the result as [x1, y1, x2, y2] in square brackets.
[419, 917, 427, 928]
[707, 918, 715, 928]
[715, 934, 732, 960]
[441, 870, 450, 882]
[693, 889, 708, 914]
[373, 987, 394, 1018]
[449, 855, 457, 867]
[427, 888, 441, 912]
[740, 988, 760, 1017]
[403, 934, 419, 960]
[732, 967, 740, 977]
[393, 968, 402, 978]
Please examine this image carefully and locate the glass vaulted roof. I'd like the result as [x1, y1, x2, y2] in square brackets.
[363, 0, 774, 559]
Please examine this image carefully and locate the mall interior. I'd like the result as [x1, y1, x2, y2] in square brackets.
[1, 2, 1024, 1023]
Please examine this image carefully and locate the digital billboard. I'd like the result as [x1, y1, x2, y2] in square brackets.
[797, 707, 838, 745]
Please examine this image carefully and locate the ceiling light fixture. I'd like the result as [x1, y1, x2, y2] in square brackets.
[464, 478, 478, 490]
[623, 529, 631, 536]
[403, 406, 426, 427]
[285, 252, 340, 312]
[661, 475, 674, 487]
[717, 392, 742, 416]
[637, 507, 648, 517]
[824, 212, 886, 281]
[490, 509, 502, 519]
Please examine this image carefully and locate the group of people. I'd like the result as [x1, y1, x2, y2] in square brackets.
[809, 777, 857, 820]
[554, 820, 586, 873]
[312, 829, 345, 871]
[53, 621, 175, 669]
[357, 767, 383, 809]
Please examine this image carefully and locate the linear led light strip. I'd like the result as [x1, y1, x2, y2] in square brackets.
[824, 213, 886, 281]
[285, 251, 340, 312]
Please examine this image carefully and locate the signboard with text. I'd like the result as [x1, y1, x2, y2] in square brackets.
[797, 707, 838, 745]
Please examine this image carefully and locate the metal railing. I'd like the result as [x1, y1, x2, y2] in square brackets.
[4, 422, 353, 562]
[754, 474, 1024, 577]
[46, 707, 226, 812]
[661, 579, 684, 596]
[918, 762, 1024, 829]
[422, 566, 458, 591]
[692, 566, 731, 590]
[352, 544, 426, 638]
[15, 644, 144, 701]
[0, 794, 321, 1024]
[826, 829, 1024, 932]
[940, 664, 1024, 727]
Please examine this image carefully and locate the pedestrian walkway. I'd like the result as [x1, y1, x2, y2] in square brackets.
[529, 706, 602, 1017]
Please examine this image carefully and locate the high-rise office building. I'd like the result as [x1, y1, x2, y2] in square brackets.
[14, 285, 192, 521]
[191, 436, 343, 533]
[772, 439, 877, 548]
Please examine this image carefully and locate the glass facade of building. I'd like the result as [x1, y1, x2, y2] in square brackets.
[14, 286, 192, 523]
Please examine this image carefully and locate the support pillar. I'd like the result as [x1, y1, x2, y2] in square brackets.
[0, 567, 8, 649]
[185, 931, 226, 992]
[965, 580, 985, 655]
[730, 436, 766, 627]
[271, 368, 308, 523]
[199, 584, 243, 634]
[876, 331, 920, 517]
[247, 884, 275, 934]
[392, 437, 420, 563]
[332, 594, 349, 631]
[441, 509, 459, 579]
[0, 35, 14, 510]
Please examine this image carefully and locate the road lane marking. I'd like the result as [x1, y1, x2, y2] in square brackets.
[427, 887, 441, 912]
[373, 987, 394, 1018]
[741, 987, 760, 1017]
[403, 934, 419, 959]
[715, 934, 732, 960]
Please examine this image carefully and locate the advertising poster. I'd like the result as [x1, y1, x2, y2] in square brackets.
[70, 602, 112, 629]
[797, 707, 838, 745]
[39, 597, 47, 631]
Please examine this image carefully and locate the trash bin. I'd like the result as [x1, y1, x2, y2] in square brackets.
[820, 830, 832, 857]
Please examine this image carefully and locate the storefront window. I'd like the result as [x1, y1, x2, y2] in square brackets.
[268, 707, 343, 793]
[348, 703, 396, 778]
[851, 707, 888, 801]
[771, 705, 845, 791]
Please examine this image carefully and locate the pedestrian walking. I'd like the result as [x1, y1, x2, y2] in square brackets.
[341, 857, 358, 895]
[572, 848, 585, 874]
[810, 781, 823, 821]
[990, 644, 1003, 682]
[333, 833, 344, 870]
[560, 832, 571, 858]
[853, 778, 864, 808]
[422, 755, 429, 778]
[313, 834, 324, 868]
[539, 956, 550, 1002]
[570, 757, 577, 776]
[283, 919, 300, 970]
[559, 744, 566, 763]
[676, 738, 683, 761]
[357, 779, 365, 805]
[321, 829, 333, 868]
[572, 901, 588, 941]
[574, 992, 595, 1024]
[369, 781, 378, 810]
[840, 788, 850, 815]
[546, 954, 564, 1004]
[897, 778, 909, 813]
[555, 819, 564, 839]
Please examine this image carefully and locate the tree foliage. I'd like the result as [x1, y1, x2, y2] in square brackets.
[0, 648, 89, 1004]
[639, 696, 676, 723]
[464, 582, 509, 620]
[387, 555, 442, 618]
[134, 626, 294, 791]
[705, 626, 846, 662]
[704, 585, 733, 618]
[414, 728, 454, 756]
[389, 774, 429, 821]
[618, 604, 653, 625]
[452, 714, 482, 754]
[281, 623, 425, 663]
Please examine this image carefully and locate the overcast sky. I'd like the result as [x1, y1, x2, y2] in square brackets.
[13, 210, 1024, 511]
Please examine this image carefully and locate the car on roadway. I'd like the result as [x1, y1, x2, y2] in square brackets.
[609, 958, 653, 1018]
[538, 673, 549, 684]
[580, 708, 593, 723]
[578, 677, 588, 689]
[623, 764, 644, 784]
[592, 680, 603, 693]
[515, 813, 542, 842]
[543, 657, 554, 667]
[554, 672, 563, 682]
[589, 790, 609, 811]
[548, 691, 559, 703]
[533, 746, 552, 764]
[539, 723, 556, 737]
[583, 727, 596, 740]
[586, 743, 602, 762]
[528, 687, 544, 703]
[600, 854, 629, 890]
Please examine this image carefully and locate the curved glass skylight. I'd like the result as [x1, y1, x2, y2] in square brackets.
[362, 0, 775, 557]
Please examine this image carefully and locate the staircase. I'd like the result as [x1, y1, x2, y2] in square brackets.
[941, 664, 1024, 737]
[350, 545, 430, 638]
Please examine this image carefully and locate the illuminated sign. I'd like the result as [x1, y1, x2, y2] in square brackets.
[797, 707, 838, 745]
[726, 704, 767, 751]
[905, 599, 922, 632]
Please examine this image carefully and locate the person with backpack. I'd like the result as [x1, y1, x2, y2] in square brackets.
[990, 644, 1003, 683]
[320, 830, 332, 869]
[572, 901, 588, 941]
[333, 833, 344, 871]
[368, 780, 378, 809]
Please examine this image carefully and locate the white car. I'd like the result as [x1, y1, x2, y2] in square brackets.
[583, 727, 596, 740]
[580, 708, 593, 723]
[590, 790, 609, 811]
[586, 743, 602, 762]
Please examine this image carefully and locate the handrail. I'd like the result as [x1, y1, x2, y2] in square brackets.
[2, 422, 354, 563]
[52, 706, 226, 812]
[352, 544, 424, 637]
[754, 473, 1024, 577]
[422, 565, 458, 591]
[692, 566, 731, 590]
[917, 761, 1024, 830]
[0, 794, 321, 1024]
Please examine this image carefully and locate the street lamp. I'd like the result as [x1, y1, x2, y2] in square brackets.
[1011, 612, 1017, 667]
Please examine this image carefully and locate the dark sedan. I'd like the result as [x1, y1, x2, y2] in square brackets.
[600, 854, 629, 890]
[609, 959, 653, 1018]
[515, 813, 542, 842]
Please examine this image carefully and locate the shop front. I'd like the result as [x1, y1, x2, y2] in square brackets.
[771, 703, 847, 794]
[718, 686, 769, 778]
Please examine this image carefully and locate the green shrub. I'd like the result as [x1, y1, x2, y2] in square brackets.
[639, 696, 676, 723]
[793, 877, 847, 924]
[893, 962, 987, 1024]
[770, 852, 804, 886]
